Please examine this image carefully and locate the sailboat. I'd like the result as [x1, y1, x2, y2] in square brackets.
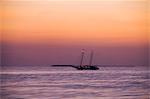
[52, 49, 99, 70]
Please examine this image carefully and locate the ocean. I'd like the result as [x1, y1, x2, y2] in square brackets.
[1, 66, 149, 99]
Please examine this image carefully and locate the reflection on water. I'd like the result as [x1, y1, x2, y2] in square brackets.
[1, 66, 149, 99]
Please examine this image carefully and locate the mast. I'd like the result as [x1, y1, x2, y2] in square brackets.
[89, 50, 94, 66]
[80, 49, 85, 66]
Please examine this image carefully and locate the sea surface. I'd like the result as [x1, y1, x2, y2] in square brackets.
[1, 66, 149, 99]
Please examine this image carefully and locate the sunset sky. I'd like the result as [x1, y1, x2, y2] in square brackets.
[1, 0, 149, 66]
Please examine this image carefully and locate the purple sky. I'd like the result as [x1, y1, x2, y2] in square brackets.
[1, 42, 149, 66]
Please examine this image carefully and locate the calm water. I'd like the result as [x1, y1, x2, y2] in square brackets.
[1, 66, 149, 99]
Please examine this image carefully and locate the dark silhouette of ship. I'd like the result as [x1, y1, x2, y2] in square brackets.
[52, 49, 99, 70]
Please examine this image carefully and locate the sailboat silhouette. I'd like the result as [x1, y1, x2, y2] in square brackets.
[52, 49, 99, 70]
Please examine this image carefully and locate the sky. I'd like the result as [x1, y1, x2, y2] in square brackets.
[1, 0, 149, 66]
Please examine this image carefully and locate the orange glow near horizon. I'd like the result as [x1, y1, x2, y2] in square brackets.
[2, 0, 149, 45]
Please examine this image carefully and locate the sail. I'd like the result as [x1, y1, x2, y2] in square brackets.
[89, 50, 94, 66]
[80, 49, 85, 66]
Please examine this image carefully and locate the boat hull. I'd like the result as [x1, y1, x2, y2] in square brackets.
[72, 65, 99, 70]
